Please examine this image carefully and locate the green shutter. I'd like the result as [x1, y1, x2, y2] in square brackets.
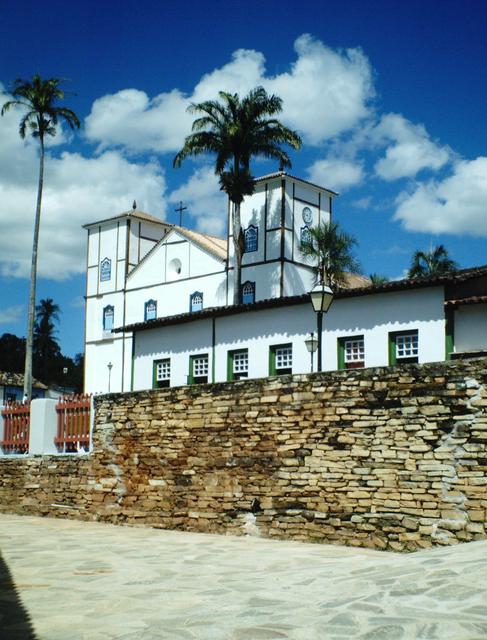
[152, 361, 158, 389]
[337, 338, 345, 370]
[388, 333, 397, 366]
[188, 356, 194, 385]
[269, 346, 276, 376]
[227, 351, 234, 381]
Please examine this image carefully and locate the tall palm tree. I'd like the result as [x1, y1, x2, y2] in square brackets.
[408, 244, 458, 278]
[34, 298, 61, 383]
[174, 86, 302, 304]
[300, 221, 360, 289]
[1, 75, 80, 399]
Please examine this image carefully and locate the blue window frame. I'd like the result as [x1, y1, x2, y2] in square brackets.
[300, 226, 312, 248]
[100, 257, 111, 282]
[144, 299, 157, 321]
[190, 291, 203, 312]
[103, 305, 114, 331]
[244, 225, 258, 253]
[242, 281, 255, 304]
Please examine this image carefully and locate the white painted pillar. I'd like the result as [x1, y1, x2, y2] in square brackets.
[29, 399, 58, 455]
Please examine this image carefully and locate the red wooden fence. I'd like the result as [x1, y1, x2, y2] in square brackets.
[0, 401, 31, 454]
[55, 394, 92, 453]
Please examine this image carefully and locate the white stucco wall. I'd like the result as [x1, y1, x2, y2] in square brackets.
[124, 273, 227, 325]
[131, 286, 446, 392]
[133, 318, 213, 390]
[322, 287, 445, 367]
[454, 304, 487, 352]
[127, 231, 225, 290]
[85, 337, 125, 394]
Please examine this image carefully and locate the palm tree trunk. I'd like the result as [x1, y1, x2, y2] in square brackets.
[23, 137, 44, 400]
[232, 201, 242, 305]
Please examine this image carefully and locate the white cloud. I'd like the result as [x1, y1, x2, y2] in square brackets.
[267, 35, 374, 145]
[192, 49, 266, 102]
[168, 166, 226, 236]
[307, 157, 363, 191]
[84, 34, 374, 154]
[85, 88, 192, 154]
[0, 100, 167, 280]
[372, 113, 451, 181]
[0, 305, 23, 324]
[394, 157, 487, 236]
[351, 196, 372, 209]
[70, 296, 86, 309]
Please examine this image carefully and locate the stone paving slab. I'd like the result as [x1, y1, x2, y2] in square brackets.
[0, 515, 487, 639]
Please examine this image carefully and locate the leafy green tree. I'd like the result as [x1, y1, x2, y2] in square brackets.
[408, 244, 458, 278]
[174, 86, 302, 304]
[1, 75, 80, 399]
[301, 221, 360, 288]
[0, 333, 25, 373]
[369, 273, 389, 286]
[33, 298, 61, 383]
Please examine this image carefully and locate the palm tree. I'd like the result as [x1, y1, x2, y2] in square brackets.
[408, 244, 458, 278]
[369, 273, 389, 286]
[174, 86, 302, 304]
[1, 75, 80, 399]
[34, 298, 61, 383]
[300, 221, 360, 289]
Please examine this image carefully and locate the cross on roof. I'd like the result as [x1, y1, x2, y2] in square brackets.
[175, 201, 187, 226]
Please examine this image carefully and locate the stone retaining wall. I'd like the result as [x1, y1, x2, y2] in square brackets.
[1, 359, 487, 551]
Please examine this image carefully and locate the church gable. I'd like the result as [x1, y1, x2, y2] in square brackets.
[127, 228, 225, 289]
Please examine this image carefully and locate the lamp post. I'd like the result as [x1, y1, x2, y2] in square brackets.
[62, 366, 68, 396]
[304, 332, 318, 373]
[309, 282, 334, 372]
[107, 362, 113, 393]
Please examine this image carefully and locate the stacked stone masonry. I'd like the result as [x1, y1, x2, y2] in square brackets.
[1, 359, 487, 551]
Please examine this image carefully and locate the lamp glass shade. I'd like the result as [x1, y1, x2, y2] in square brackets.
[309, 283, 334, 313]
[305, 335, 318, 353]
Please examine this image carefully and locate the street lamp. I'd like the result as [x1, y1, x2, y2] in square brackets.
[304, 332, 318, 373]
[309, 282, 334, 372]
[107, 362, 113, 393]
[62, 367, 68, 396]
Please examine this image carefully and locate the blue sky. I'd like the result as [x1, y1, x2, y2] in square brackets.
[1, 0, 487, 357]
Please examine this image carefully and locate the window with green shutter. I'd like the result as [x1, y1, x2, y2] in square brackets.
[227, 349, 249, 381]
[188, 354, 209, 384]
[269, 343, 293, 376]
[337, 336, 365, 370]
[153, 359, 170, 388]
[389, 330, 419, 365]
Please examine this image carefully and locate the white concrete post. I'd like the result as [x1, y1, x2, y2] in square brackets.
[29, 399, 58, 455]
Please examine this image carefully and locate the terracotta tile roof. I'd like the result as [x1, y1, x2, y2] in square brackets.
[171, 226, 227, 260]
[0, 372, 48, 389]
[445, 295, 487, 307]
[82, 208, 171, 229]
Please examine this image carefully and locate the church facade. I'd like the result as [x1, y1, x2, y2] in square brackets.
[83, 171, 487, 394]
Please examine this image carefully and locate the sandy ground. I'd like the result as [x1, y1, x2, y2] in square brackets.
[0, 514, 486, 639]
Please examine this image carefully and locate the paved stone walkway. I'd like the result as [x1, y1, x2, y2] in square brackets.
[1, 515, 487, 639]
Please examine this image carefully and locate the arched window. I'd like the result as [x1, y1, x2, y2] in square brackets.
[242, 281, 256, 304]
[103, 305, 114, 331]
[144, 299, 157, 321]
[244, 225, 258, 253]
[300, 226, 312, 249]
[100, 257, 111, 282]
[190, 291, 203, 312]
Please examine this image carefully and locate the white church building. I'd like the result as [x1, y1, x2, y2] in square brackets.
[83, 171, 487, 394]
